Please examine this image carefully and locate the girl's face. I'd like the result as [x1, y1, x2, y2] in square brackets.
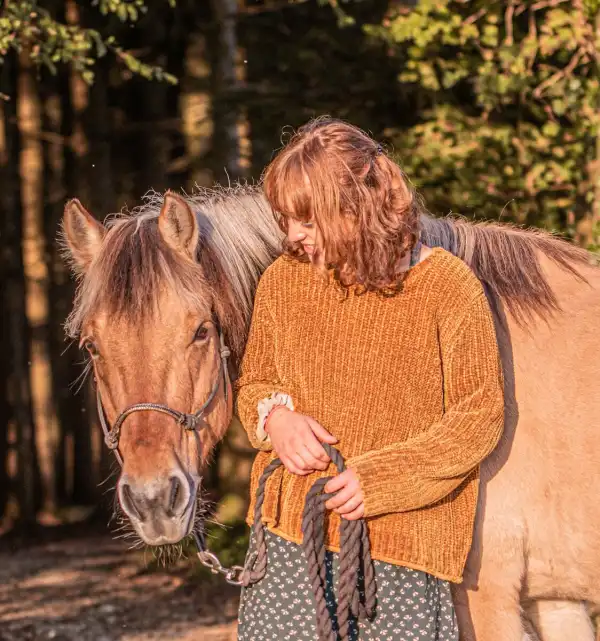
[287, 218, 323, 263]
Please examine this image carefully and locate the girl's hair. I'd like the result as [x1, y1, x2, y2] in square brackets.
[262, 116, 423, 291]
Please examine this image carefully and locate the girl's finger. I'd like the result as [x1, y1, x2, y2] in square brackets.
[296, 449, 322, 472]
[290, 452, 311, 472]
[333, 494, 363, 515]
[302, 432, 330, 463]
[325, 484, 355, 510]
[341, 504, 365, 521]
[300, 445, 328, 471]
[324, 470, 351, 494]
[283, 455, 310, 476]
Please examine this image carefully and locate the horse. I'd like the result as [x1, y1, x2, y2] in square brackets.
[61, 186, 600, 641]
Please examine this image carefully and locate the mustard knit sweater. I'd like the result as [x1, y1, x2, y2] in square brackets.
[235, 248, 504, 583]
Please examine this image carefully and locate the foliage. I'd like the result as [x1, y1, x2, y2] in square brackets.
[0, 0, 177, 85]
[364, 0, 600, 238]
[318, 0, 358, 26]
[589, 222, 600, 253]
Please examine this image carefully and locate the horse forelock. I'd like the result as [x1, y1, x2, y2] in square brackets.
[65, 184, 282, 364]
[65, 215, 211, 337]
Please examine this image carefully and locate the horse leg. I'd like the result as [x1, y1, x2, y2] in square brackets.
[453, 587, 532, 641]
[453, 550, 529, 641]
[525, 600, 595, 641]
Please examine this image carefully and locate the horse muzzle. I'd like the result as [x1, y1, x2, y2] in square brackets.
[117, 470, 197, 545]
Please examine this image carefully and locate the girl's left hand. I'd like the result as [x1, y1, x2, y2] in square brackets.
[324, 468, 365, 521]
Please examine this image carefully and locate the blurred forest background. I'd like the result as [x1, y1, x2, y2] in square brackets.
[1, 0, 599, 535]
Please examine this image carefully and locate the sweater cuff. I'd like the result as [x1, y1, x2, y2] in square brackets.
[256, 392, 295, 448]
[348, 450, 408, 518]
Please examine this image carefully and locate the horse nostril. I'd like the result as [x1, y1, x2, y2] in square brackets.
[167, 476, 187, 516]
[120, 483, 144, 522]
[118, 476, 190, 523]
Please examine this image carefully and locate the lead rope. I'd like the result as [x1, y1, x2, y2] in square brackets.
[300, 445, 376, 640]
[201, 443, 377, 641]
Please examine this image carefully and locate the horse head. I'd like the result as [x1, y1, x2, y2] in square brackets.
[61, 187, 280, 547]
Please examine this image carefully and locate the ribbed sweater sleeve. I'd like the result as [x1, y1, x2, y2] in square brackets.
[234, 274, 287, 451]
[348, 288, 504, 517]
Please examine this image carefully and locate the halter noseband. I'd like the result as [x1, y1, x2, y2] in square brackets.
[96, 332, 231, 467]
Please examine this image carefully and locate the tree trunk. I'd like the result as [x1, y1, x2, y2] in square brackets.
[578, 10, 600, 248]
[0, 302, 9, 515]
[165, 6, 189, 190]
[57, 0, 104, 504]
[81, 55, 116, 487]
[135, 8, 171, 196]
[39, 71, 63, 513]
[19, 44, 59, 519]
[210, 0, 243, 183]
[42, 61, 93, 507]
[0, 92, 12, 516]
[0, 52, 40, 523]
[69, 62, 116, 502]
[592, 9, 600, 248]
[0, 320, 9, 516]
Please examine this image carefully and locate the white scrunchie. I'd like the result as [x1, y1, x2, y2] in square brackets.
[256, 392, 295, 445]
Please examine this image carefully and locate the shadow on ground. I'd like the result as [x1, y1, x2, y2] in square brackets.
[0, 524, 240, 641]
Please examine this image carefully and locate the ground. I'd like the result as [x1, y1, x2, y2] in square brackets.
[4, 527, 597, 641]
[0, 529, 240, 641]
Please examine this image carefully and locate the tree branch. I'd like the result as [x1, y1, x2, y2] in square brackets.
[533, 48, 587, 98]
[530, 0, 570, 12]
[526, 7, 538, 72]
[464, 8, 487, 25]
[504, 0, 515, 46]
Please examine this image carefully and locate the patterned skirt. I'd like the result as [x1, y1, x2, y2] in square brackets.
[237, 530, 458, 641]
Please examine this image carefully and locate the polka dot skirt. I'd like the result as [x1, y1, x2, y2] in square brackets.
[238, 530, 458, 640]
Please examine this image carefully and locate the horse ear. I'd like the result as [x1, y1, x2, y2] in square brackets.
[62, 199, 106, 275]
[158, 191, 199, 260]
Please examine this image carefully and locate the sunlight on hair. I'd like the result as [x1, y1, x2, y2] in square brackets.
[262, 117, 421, 290]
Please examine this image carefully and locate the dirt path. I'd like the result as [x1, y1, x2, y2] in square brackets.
[0, 534, 239, 641]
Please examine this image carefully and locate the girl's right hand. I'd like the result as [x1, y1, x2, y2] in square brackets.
[265, 408, 338, 475]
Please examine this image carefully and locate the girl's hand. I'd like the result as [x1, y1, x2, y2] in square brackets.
[324, 469, 365, 521]
[265, 408, 338, 476]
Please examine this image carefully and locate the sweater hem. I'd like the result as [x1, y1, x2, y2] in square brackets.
[245, 516, 464, 584]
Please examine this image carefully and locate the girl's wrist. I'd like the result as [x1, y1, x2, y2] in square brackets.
[256, 393, 295, 446]
[264, 405, 292, 434]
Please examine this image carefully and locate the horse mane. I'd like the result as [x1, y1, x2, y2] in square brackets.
[65, 184, 282, 364]
[420, 214, 593, 323]
[65, 180, 593, 360]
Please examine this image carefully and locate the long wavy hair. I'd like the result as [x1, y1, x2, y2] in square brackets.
[262, 116, 422, 291]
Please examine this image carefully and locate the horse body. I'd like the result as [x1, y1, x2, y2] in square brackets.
[61, 187, 599, 640]
[456, 258, 600, 640]
[512, 260, 600, 608]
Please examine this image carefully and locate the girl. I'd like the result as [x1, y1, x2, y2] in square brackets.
[235, 117, 504, 640]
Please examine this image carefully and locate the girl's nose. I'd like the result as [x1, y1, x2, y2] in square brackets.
[287, 219, 306, 243]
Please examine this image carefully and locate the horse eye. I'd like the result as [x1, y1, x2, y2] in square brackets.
[194, 325, 209, 342]
[83, 340, 99, 357]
